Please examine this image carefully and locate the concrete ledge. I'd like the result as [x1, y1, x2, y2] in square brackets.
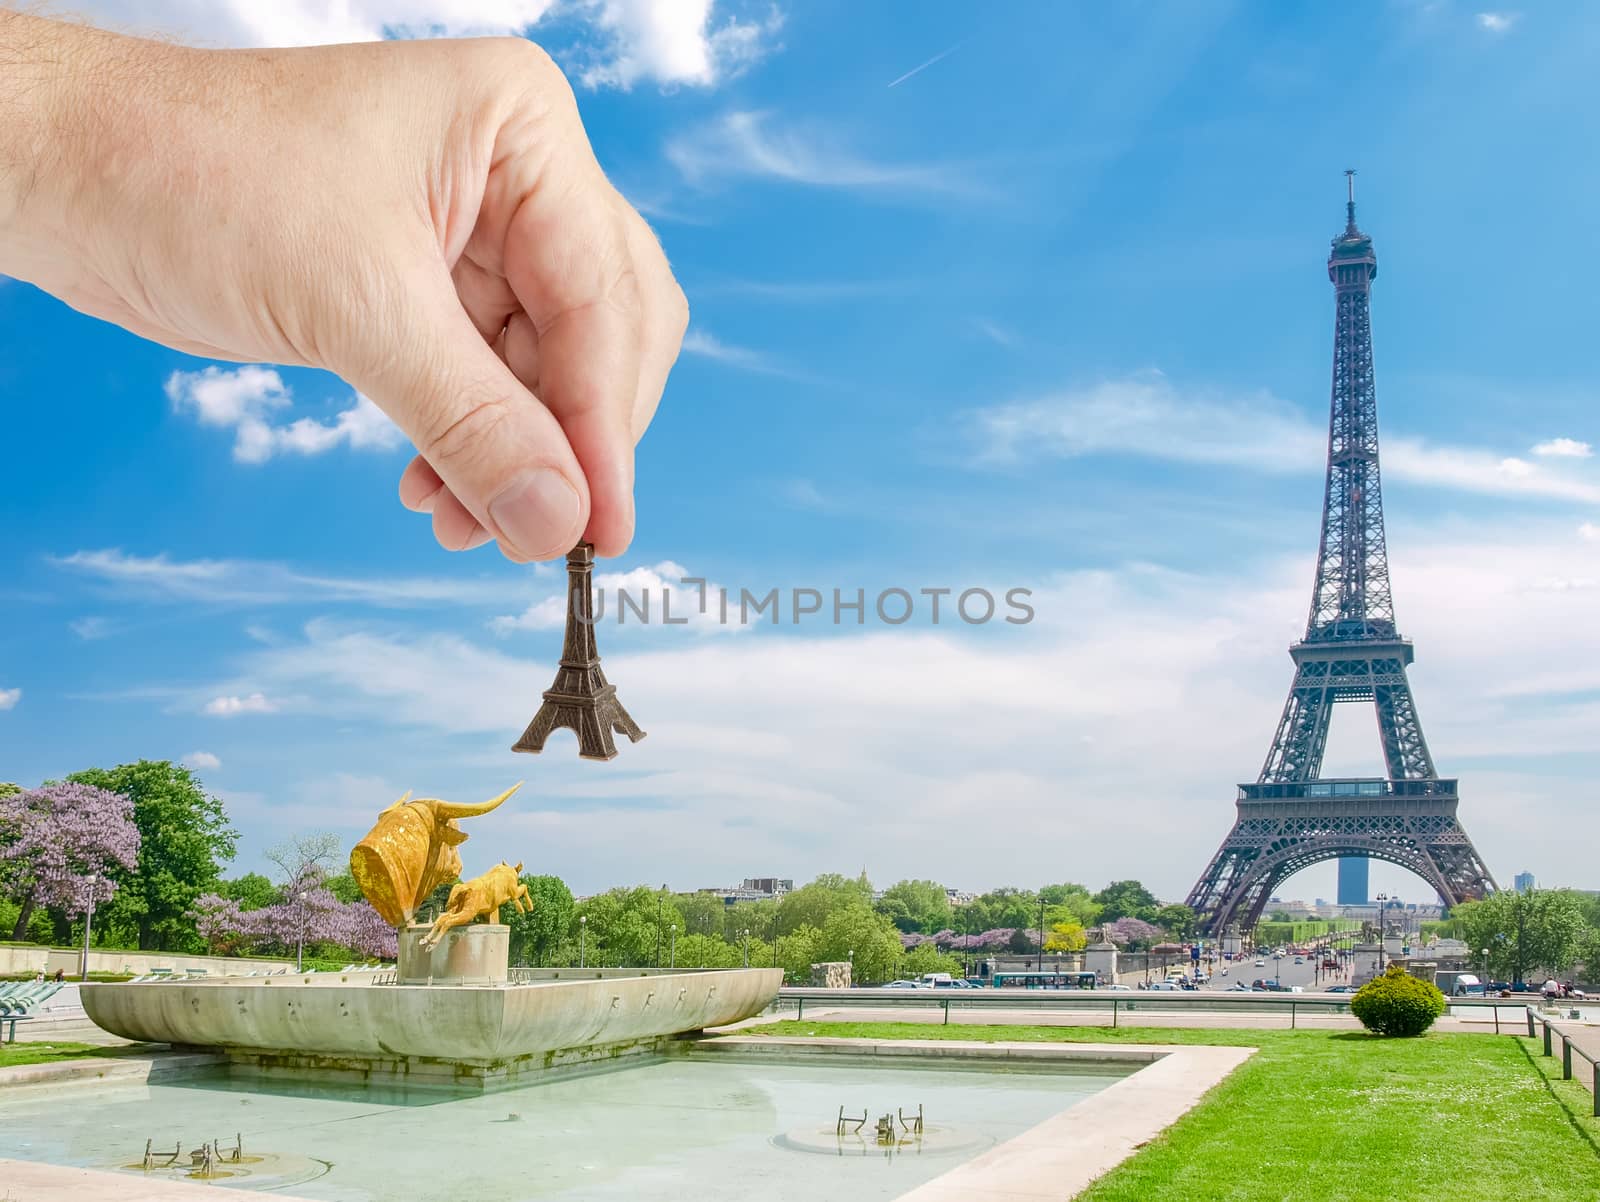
[0, 1051, 223, 1091]
[0, 1158, 319, 1201]
[689, 1034, 1167, 1066]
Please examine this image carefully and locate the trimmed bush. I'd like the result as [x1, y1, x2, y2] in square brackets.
[1351, 964, 1447, 1037]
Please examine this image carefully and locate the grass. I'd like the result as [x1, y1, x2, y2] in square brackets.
[0, 1041, 148, 1069]
[752, 1021, 1600, 1201]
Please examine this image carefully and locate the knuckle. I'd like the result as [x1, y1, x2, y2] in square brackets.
[418, 392, 514, 474]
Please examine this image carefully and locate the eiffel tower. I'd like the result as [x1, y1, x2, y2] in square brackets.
[512, 542, 645, 761]
[1186, 175, 1496, 936]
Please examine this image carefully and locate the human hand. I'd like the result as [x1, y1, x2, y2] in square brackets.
[0, 13, 686, 560]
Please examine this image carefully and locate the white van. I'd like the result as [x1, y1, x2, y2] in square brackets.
[919, 972, 955, 988]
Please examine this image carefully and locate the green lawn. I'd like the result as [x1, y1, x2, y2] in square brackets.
[0, 1041, 146, 1069]
[751, 1021, 1600, 1201]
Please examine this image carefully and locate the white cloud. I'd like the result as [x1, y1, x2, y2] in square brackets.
[972, 318, 1019, 348]
[490, 559, 730, 633]
[1580, 523, 1600, 542]
[52, 548, 524, 608]
[575, 0, 782, 89]
[666, 110, 979, 198]
[1476, 12, 1518, 34]
[1532, 437, 1591, 459]
[202, 514, 1600, 896]
[68, 2, 776, 89]
[969, 371, 1600, 504]
[166, 366, 405, 464]
[0, 688, 19, 711]
[69, 616, 116, 641]
[204, 693, 278, 716]
[681, 328, 787, 375]
[182, 751, 223, 770]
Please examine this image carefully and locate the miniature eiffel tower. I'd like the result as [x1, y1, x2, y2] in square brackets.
[512, 542, 645, 761]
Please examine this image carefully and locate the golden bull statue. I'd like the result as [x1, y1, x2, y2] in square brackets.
[418, 862, 531, 950]
[349, 783, 521, 928]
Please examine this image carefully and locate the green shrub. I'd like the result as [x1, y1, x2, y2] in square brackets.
[1351, 964, 1446, 1037]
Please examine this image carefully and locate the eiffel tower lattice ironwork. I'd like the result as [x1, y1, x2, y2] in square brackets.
[512, 542, 646, 761]
[1186, 176, 1496, 936]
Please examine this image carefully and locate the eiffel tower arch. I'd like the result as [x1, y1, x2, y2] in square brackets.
[1187, 176, 1495, 935]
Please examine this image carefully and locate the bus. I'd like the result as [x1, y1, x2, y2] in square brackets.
[992, 970, 1098, 990]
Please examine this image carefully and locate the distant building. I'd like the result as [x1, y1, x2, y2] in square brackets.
[1337, 858, 1369, 906]
[946, 888, 977, 906]
[1513, 871, 1536, 893]
[696, 877, 792, 906]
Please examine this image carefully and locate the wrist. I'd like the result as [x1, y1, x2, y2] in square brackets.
[0, 13, 183, 289]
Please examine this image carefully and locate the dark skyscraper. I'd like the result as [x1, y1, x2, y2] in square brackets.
[1337, 857, 1369, 906]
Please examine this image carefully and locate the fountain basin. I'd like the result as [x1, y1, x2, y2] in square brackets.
[81, 968, 780, 1087]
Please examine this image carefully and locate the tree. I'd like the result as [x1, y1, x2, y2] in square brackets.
[966, 887, 1039, 933]
[776, 874, 871, 935]
[1155, 903, 1198, 942]
[819, 903, 902, 985]
[577, 885, 684, 967]
[505, 874, 574, 965]
[901, 943, 963, 979]
[68, 761, 236, 950]
[674, 931, 740, 969]
[1040, 882, 1102, 927]
[775, 923, 823, 983]
[0, 783, 140, 940]
[1453, 889, 1588, 984]
[1093, 880, 1159, 924]
[1102, 916, 1163, 949]
[1044, 920, 1087, 952]
[676, 891, 726, 939]
[876, 879, 952, 934]
[218, 872, 276, 910]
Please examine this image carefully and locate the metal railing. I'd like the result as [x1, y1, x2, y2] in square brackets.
[771, 986, 1522, 1031]
[1526, 1007, 1600, 1118]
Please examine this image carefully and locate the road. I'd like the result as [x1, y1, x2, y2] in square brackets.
[1195, 948, 1353, 993]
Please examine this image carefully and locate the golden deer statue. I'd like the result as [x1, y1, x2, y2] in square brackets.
[418, 862, 531, 950]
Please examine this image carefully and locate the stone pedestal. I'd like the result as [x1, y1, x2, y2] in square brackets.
[1084, 942, 1118, 985]
[398, 923, 509, 984]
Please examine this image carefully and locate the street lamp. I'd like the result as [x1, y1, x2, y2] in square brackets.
[295, 890, 308, 973]
[80, 872, 98, 982]
[742, 928, 750, 968]
[848, 948, 854, 986]
[1374, 892, 1389, 975]
[670, 924, 678, 970]
[656, 884, 667, 967]
[579, 914, 587, 968]
[1480, 946, 1491, 996]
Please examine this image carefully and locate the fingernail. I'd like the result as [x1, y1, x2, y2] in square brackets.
[489, 469, 581, 560]
[416, 488, 441, 514]
[462, 526, 493, 551]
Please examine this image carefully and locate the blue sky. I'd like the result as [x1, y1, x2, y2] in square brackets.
[3, 1, 1598, 903]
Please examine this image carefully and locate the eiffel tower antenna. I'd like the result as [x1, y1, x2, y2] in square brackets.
[1185, 178, 1495, 937]
[512, 542, 645, 761]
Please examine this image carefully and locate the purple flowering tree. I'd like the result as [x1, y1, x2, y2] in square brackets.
[1102, 917, 1163, 949]
[189, 862, 396, 961]
[0, 783, 140, 940]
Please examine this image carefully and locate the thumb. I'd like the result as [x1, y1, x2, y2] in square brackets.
[350, 272, 590, 561]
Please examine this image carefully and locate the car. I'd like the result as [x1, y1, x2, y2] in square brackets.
[1230, 982, 1253, 991]
[1220, 967, 1229, 977]
[1325, 984, 1356, 993]
[1147, 981, 1182, 991]
[1106, 983, 1132, 991]
[881, 980, 920, 989]
[1254, 958, 1266, 967]
[1293, 957, 1304, 965]
[941, 978, 983, 989]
